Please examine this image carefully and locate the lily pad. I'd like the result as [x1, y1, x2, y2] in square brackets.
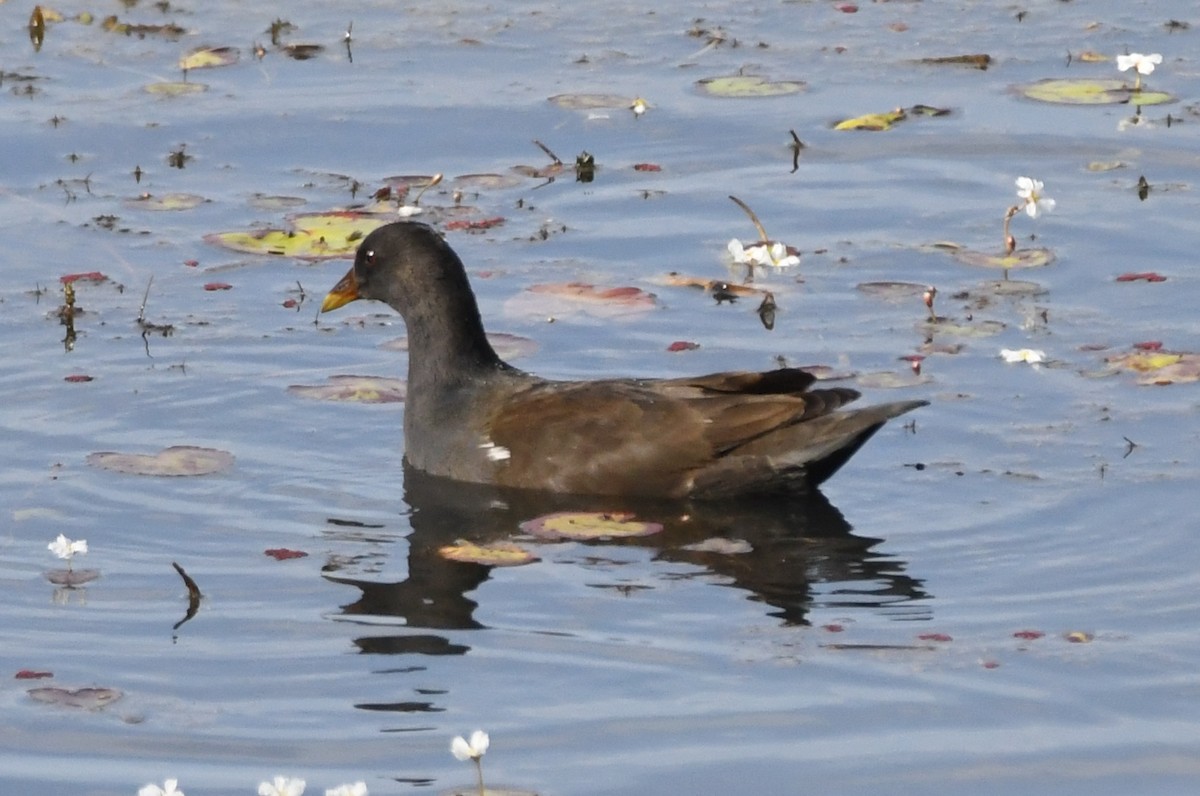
[953, 247, 1056, 270]
[695, 75, 806, 98]
[548, 93, 635, 110]
[835, 109, 906, 131]
[976, 279, 1047, 297]
[281, 43, 324, 60]
[124, 193, 208, 211]
[854, 371, 933, 389]
[1017, 78, 1174, 106]
[249, 194, 307, 211]
[27, 686, 123, 710]
[206, 212, 384, 259]
[919, 318, 1006, 337]
[519, 511, 663, 541]
[179, 46, 239, 71]
[287, 375, 406, 403]
[439, 540, 540, 567]
[451, 173, 526, 190]
[1105, 350, 1200, 385]
[144, 81, 207, 96]
[856, 281, 932, 301]
[504, 282, 658, 319]
[86, 446, 235, 476]
[382, 332, 538, 360]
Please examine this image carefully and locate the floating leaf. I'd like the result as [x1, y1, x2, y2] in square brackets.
[451, 173, 525, 190]
[287, 375, 406, 403]
[125, 193, 207, 211]
[695, 75, 806, 98]
[27, 686, 123, 710]
[15, 670, 53, 680]
[382, 332, 537, 361]
[953, 247, 1056, 270]
[281, 43, 324, 60]
[203, 282, 233, 291]
[1013, 630, 1045, 640]
[144, 81, 207, 96]
[505, 282, 658, 319]
[86, 446, 234, 476]
[1115, 271, 1166, 282]
[1017, 78, 1174, 106]
[179, 46, 239, 71]
[917, 54, 991, 70]
[920, 318, 1006, 337]
[667, 340, 700, 352]
[854, 370, 933, 389]
[439, 540, 540, 567]
[834, 109, 906, 131]
[1065, 631, 1094, 644]
[60, 271, 107, 285]
[856, 281, 931, 301]
[249, 194, 307, 211]
[265, 548, 308, 560]
[917, 633, 953, 642]
[1106, 350, 1200, 385]
[547, 93, 635, 110]
[206, 212, 384, 259]
[519, 511, 663, 540]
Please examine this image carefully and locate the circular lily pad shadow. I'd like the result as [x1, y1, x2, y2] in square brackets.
[86, 446, 234, 476]
[695, 75, 806, 98]
[439, 540, 540, 567]
[519, 511, 663, 541]
[1017, 78, 1174, 106]
[288, 375, 406, 403]
[45, 569, 101, 586]
[953, 248, 1055, 270]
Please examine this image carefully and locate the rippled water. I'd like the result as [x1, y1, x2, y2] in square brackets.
[3, 1, 1199, 794]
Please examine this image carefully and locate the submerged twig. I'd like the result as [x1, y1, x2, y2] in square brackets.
[171, 561, 203, 632]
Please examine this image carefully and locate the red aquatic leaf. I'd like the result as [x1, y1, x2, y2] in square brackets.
[183, 259, 199, 267]
[837, 3, 858, 12]
[444, 217, 505, 232]
[633, 163, 662, 172]
[204, 282, 233, 291]
[1115, 272, 1166, 282]
[822, 624, 844, 633]
[60, 271, 107, 284]
[63, 374, 94, 383]
[282, 298, 298, 308]
[1132, 341, 1162, 351]
[981, 660, 1000, 669]
[1012, 630, 1045, 640]
[917, 632, 952, 642]
[15, 670, 53, 680]
[264, 548, 308, 561]
[667, 341, 700, 352]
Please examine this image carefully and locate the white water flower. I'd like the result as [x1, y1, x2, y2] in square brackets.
[325, 783, 367, 796]
[450, 729, 490, 761]
[1015, 177, 1055, 219]
[138, 779, 184, 796]
[630, 97, 649, 117]
[1000, 348, 1046, 364]
[727, 238, 800, 267]
[1116, 52, 1162, 76]
[397, 205, 423, 217]
[258, 776, 306, 796]
[48, 533, 88, 561]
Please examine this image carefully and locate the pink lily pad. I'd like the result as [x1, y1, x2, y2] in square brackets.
[519, 511, 663, 541]
[28, 686, 123, 710]
[86, 446, 235, 476]
[287, 375, 406, 403]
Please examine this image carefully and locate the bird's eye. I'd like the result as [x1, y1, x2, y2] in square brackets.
[363, 249, 376, 267]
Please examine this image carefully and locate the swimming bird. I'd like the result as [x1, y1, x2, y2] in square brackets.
[321, 221, 927, 499]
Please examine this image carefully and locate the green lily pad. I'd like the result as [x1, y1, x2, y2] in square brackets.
[919, 319, 1007, 337]
[1017, 78, 1174, 106]
[835, 109, 906, 131]
[144, 81, 207, 96]
[953, 247, 1056, 270]
[439, 540, 540, 567]
[695, 75, 806, 98]
[856, 281, 932, 301]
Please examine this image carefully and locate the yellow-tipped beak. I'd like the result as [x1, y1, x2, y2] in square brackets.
[321, 267, 359, 312]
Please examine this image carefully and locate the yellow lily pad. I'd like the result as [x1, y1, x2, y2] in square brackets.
[953, 247, 1056, 270]
[125, 193, 208, 211]
[287, 375, 406, 403]
[86, 446, 234, 476]
[835, 109, 907, 131]
[519, 511, 663, 541]
[144, 81, 207, 96]
[205, 212, 384, 259]
[439, 540, 540, 567]
[695, 75, 806, 98]
[1104, 350, 1200, 385]
[179, 46, 239, 71]
[1018, 78, 1174, 106]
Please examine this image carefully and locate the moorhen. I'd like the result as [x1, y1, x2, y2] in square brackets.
[321, 221, 927, 499]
